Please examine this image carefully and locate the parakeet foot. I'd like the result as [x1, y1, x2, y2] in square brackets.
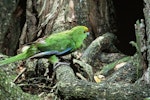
[53, 62, 70, 70]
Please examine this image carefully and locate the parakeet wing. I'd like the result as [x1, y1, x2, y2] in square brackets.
[36, 30, 76, 52]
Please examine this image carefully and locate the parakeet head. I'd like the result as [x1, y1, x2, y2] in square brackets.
[71, 26, 90, 36]
[82, 26, 90, 35]
[69, 26, 89, 50]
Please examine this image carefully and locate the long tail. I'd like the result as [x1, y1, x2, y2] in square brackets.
[0, 52, 28, 66]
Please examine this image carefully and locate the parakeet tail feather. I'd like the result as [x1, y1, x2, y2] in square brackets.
[0, 52, 28, 66]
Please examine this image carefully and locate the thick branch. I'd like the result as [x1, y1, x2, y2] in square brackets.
[56, 64, 150, 100]
[81, 33, 118, 65]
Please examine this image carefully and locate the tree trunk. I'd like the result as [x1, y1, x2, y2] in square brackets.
[0, 0, 116, 54]
[144, 0, 150, 68]
[0, 0, 25, 55]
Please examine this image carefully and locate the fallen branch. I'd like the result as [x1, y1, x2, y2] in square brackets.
[55, 64, 150, 99]
[81, 32, 118, 65]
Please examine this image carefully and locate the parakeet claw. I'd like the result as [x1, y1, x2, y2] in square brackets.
[53, 62, 70, 70]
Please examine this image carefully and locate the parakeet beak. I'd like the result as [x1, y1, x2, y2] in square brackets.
[86, 32, 90, 36]
[86, 29, 90, 36]
[83, 26, 90, 36]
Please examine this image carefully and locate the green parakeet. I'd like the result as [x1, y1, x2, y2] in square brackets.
[0, 26, 89, 66]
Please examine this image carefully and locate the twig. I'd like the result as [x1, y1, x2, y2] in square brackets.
[13, 68, 26, 83]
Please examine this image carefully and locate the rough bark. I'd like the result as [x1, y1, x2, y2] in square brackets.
[88, 0, 116, 38]
[140, 0, 150, 84]
[54, 32, 148, 99]
[144, 0, 150, 68]
[81, 32, 118, 67]
[56, 64, 150, 100]
[0, 0, 24, 55]
[0, 0, 116, 54]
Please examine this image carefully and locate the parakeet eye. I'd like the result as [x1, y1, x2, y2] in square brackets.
[84, 31, 86, 33]
[82, 26, 90, 35]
